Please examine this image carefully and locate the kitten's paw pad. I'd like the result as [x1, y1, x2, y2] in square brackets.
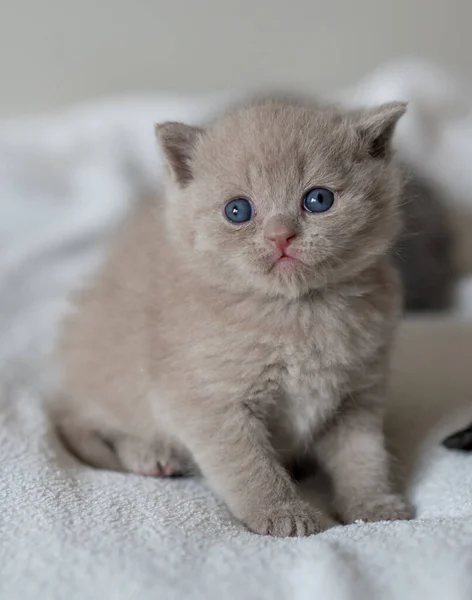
[340, 494, 414, 524]
[245, 502, 329, 537]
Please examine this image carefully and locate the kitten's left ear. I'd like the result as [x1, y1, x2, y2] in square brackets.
[354, 101, 407, 159]
[155, 121, 205, 186]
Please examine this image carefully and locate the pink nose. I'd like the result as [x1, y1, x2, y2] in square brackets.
[265, 222, 296, 250]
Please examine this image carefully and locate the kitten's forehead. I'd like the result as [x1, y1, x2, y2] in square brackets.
[196, 102, 358, 193]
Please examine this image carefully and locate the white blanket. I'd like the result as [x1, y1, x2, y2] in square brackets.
[1, 60, 472, 600]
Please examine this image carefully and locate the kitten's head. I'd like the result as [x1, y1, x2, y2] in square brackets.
[156, 97, 406, 298]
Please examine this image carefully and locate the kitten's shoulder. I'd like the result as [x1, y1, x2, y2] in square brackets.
[322, 259, 402, 324]
[348, 258, 403, 325]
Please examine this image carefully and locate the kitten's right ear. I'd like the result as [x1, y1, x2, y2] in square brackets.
[155, 122, 204, 186]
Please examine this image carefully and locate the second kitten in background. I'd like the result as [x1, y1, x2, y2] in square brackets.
[394, 171, 455, 312]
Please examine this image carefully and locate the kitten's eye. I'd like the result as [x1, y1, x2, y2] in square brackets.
[303, 188, 335, 213]
[224, 198, 254, 223]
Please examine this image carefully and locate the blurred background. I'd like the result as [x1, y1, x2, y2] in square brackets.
[1, 0, 472, 116]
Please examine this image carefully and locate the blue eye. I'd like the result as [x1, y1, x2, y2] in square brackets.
[303, 188, 334, 213]
[224, 198, 254, 223]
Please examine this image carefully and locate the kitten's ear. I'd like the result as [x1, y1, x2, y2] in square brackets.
[354, 101, 407, 159]
[155, 122, 204, 186]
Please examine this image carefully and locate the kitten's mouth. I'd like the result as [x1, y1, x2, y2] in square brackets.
[278, 256, 297, 265]
[273, 251, 301, 269]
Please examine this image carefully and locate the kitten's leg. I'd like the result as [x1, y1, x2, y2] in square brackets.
[115, 436, 195, 476]
[176, 402, 330, 537]
[314, 391, 413, 524]
[57, 416, 193, 476]
[57, 416, 123, 471]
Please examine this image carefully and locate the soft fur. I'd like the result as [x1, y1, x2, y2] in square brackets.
[52, 97, 413, 537]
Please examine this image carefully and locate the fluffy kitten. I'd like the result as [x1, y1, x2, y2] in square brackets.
[52, 97, 413, 536]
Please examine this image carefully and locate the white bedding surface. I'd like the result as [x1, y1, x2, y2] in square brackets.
[1, 60, 472, 599]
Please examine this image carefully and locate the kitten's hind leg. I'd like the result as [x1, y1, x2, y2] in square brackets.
[114, 436, 195, 477]
[57, 416, 194, 477]
[57, 416, 124, 472]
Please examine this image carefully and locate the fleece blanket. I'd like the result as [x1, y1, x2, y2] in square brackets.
[1, 60, 472, 600]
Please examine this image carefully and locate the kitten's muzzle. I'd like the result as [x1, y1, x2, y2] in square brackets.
[264, 217, 296, 253]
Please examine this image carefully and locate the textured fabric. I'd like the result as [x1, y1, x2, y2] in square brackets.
[1, 61, 472, 599]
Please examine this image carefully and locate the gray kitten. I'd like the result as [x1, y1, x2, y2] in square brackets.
[52, 97, 414, 536]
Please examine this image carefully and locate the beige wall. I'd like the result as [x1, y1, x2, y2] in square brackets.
[1, 0, 471, 117]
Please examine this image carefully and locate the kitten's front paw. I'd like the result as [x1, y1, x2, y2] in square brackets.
[338, 494, 414, 525]
[244, 502, 329, 537]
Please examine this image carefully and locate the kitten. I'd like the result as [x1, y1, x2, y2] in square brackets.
[52, 97, 413, 536]
[393, 171, 455, 312]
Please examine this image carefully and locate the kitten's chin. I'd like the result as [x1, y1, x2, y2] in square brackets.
[263, 254, 373, 298]
[263, 260, 318, 298]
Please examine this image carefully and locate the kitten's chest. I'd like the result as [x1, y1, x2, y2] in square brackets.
[244, 299, 384, 446]
[170, 287, 388, 443]
[225, 311, 343, 450]
[271, 332, 347, 447]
